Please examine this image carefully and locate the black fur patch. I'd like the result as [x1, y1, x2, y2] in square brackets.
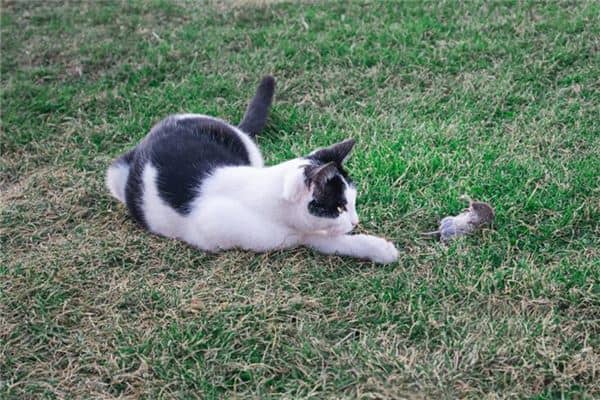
[303, 162, 349, 219]
[123, 116, 251, 226]
[308, 139, 354, 165]
[238, 75, 275, 137]
[306, 153, 353, 186]
[124, 154, 147, 227]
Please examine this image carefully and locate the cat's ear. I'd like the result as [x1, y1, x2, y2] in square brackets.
[309, 138, 355, 164]
[282, 167, 309, 202]
[305, 161, 337, 186]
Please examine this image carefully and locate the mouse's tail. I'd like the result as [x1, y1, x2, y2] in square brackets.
[419, 230, 441, 237]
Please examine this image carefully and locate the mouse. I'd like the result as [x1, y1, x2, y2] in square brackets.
[421, 197, 494, 242]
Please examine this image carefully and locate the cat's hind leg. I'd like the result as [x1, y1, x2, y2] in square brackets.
[106, 149, 135, 203]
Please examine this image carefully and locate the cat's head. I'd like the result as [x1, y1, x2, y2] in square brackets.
[282, 139, 359, 235]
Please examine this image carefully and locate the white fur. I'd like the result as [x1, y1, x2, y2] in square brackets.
[303, 233, 399, 264]
[108, 118, 398, 264]
[141, 165, 189, 239]
[106, 162, 130, 203]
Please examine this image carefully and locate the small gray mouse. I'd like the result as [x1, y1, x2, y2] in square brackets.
[422, 196, 495, 242]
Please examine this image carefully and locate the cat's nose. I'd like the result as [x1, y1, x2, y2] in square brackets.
[351, 217, 359, 227]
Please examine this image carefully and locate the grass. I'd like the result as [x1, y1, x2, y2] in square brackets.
[1, 0, 599, 398]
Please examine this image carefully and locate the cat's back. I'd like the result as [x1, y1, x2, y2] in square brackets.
[125, 114, 263, 225]
[143, 114, 262, 167]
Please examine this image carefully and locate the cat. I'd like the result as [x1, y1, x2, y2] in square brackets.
[106, 76, 398, 264]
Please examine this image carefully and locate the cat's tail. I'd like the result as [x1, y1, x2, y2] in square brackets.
[106, 149, 135, 203]
[238, 75, 275, 138]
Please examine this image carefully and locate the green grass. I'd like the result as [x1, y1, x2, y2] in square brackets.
[1, 0, 599, 398]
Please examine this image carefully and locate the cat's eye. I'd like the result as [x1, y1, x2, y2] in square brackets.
[337, 205, 346, 213]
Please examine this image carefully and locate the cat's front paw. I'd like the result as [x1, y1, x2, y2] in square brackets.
[361, 235, 399, 264]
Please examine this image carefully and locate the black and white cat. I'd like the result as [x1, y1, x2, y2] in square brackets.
[106, 76, 398, 264]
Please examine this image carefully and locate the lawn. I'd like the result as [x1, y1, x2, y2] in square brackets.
[1, 1, 599, 398]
